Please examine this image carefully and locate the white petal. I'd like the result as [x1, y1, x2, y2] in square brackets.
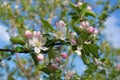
[29, 39, 35, 46]
[41, 46, 48, 51]
[75, 50, 81, 56]
[34, 47, 41, 53]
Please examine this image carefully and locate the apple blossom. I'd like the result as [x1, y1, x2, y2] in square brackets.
[74, 2, 83, 7]
[25, 30, 32, 39]
[80, 21, 89, 29]
[54, 20, 67, 40]
[51, 64, 58, 70]
[87, 6, 92, 10]
[86, 26, 95, 33]
[29, 31, 48, 54]
[37, 54, 44, 61]
[70, 39, 77, 45]
[55, 57, 62, 63]
[61, 52, 67, 58]
[70, 32, 77, 45]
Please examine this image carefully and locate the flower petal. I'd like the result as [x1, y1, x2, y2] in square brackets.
[41, 46, 48, 51]
[34, 47, 41, 53]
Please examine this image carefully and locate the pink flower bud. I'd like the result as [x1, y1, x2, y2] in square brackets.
[86, 26, 95, 33]
[55, 57, 61, 63]
[52, 64, 58, 70]
[37, 54, 44, 61]
[116, 63, 120, 70]
[25, 30, 32, 39]
[80, 21, 89, 29]
[87, 6, 92, 10]
[33, 31, 41, 38]
[61, 53, 67, 58]
[70, 39, 77, 45]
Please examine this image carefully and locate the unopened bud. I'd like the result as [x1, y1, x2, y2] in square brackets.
[25, 30, 32, 39]
[61, 53, 67, 58]
[87, 6, 92, 10]
[37, 54, 44, 61]
[86, 26, 95, 33]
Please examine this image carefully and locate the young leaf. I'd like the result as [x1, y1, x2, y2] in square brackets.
[30, 53, 38, 65]
[41, 19, 53, 31]
[85, 10, 96, 18]
[10, 37, 25, 45]
[83, 44, 99, 58]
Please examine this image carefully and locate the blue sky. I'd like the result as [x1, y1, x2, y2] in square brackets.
[0, 0, 120, 77]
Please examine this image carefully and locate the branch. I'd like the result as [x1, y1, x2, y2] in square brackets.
[0, 49, 30, 53]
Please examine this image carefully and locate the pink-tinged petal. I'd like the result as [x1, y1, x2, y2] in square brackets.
[86, 26, 95, 33]
[55, 57, 62, 63]
[77, 2, 83, 6]
[34, 47, 41, 53]
[29, 39, 35, 46]
[61, 53, 67, 58]
[70, 39, 77, 45]
[51, 64, 58, 70]
[41, 46, 48, 51]
[87, 6, 92, 10]
[56, 20, 66, 28]
[74, 2, 82, 7]
[25, 30, 32, 39]
[33, 31, 41, 38]
[80, 21, 89, 29]
[37, 54, 44, 61]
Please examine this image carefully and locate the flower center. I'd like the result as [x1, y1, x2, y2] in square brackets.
[35, 41, 42, 47]
[57, 31, 62, 37]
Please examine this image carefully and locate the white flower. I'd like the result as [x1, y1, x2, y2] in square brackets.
[29, 31, 48, 54]
[54, 20, 67, 40]
[75, 46, 82, 56]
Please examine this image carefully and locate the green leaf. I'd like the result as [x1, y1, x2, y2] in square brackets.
[10, 37, 25, 45]
[83, 44, 99, 58]
[48, 49, 56, 59]
[40, 67, 52, 75]
[30, 53, 38, 65]
[72, 25, 82, 34]
[81, 53, 90, 65]
[69, 2, 79, 11]
[41, 19, 53, 31]
[85, 10, 96, 18]
[15, 46, 24, 52]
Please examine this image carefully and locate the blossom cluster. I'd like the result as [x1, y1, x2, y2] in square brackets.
[80, 21, 98, 34]
[25, 30, 48, 60]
